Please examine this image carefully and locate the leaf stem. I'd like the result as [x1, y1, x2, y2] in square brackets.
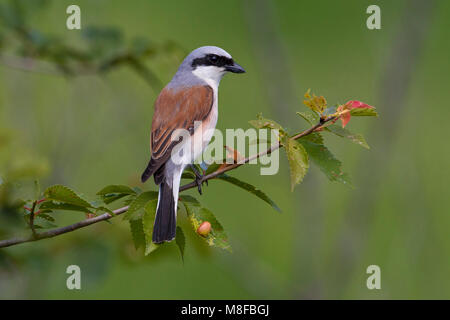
[28, 201, 38, 239]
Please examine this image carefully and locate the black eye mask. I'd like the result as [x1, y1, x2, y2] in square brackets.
[192, 54, 234, 69]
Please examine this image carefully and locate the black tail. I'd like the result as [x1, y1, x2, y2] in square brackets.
[141, 158, 159, 183]
[152, 181, 176, 243]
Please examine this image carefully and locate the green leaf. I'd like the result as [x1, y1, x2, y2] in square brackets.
[97, 185, 137, 204]
[175, 226, 186, 263]
[142, 199, 160, 255]
[296, 111, 320, 125]
[350, 108, 378, 117]
[285, 139, 309, 191]
[301, 132, 324, 144]
[298, 139, 352, 186]
[44, 185, 93, 208]
[39, 201, 93, 213]
[36, 213, 55, 222]
[101, 193, 129, 205]
[325, 124, 370, 149]
[96, 185, 137, 196]
[182, 198, 231, 252]
[33, 216, 57, 229]
[129, 218, 145, 250]
[216, 174, 281, 213]
[179, 195, 201, 206]
[249, 114, 285, 132]
[249, 114, 287, 148]
[132, 186, 143, 194]
[37, 209, 53, 214]
[123, 191, 158, 221]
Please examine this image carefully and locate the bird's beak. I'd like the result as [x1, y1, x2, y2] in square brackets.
[225, 61, 246, 73]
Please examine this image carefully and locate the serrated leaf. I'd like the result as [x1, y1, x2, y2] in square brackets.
[96, 185, 137, 196]
[175, 226, 185, 263]
[325, 124, 370, 149]
[33, 216, 57, 229]
[35, 212, 55, 222]
[44, 185, 93, 208]
[216, 174, 281, 213]
[102, 193, 129, 205]
[129, 218, 145, 250]
[123, 191, 158, 221]
[337, 102, 376, 127]
[142, 199, 160, 255]
[97, 184, 136, 204]
[298, 139, 352, 186]
[182, 198, 231, 252]
[249, 115, 285, 132]
[297, 111, 320, 125]
[39, 200, 93, 213]
[285, 139, 309, 191]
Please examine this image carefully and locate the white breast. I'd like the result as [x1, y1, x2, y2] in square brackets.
[191, 90, 218, 161]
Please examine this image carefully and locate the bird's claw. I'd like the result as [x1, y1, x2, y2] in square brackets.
[190, 165, 206, 195]
[195, 177, 203, 195]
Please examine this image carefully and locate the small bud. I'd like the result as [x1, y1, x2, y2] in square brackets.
[197, 221, 211, 237]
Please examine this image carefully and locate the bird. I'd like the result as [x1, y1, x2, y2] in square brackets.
[141, 46, 246, 243]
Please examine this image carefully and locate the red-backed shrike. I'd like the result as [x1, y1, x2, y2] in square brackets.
[141, 46, 245, 243]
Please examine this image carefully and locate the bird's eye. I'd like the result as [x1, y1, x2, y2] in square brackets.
[209, 55, 218, 63]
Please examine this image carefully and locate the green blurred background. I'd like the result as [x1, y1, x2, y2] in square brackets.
[1, 0, 449, 299]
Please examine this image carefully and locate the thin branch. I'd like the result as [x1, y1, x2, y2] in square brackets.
[0, 116, 336, 249]
[0, 206, 129, 248]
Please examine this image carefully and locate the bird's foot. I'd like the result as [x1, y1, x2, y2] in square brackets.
[190, 164, 207, 195]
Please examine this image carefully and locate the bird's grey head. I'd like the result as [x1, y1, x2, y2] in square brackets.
[171, 46, 245, 88]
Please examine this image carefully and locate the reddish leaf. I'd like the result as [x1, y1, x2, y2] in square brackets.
[337, 100, 374, 127]
[338, 109, 352, 128]
[347, 100, 373, 109]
